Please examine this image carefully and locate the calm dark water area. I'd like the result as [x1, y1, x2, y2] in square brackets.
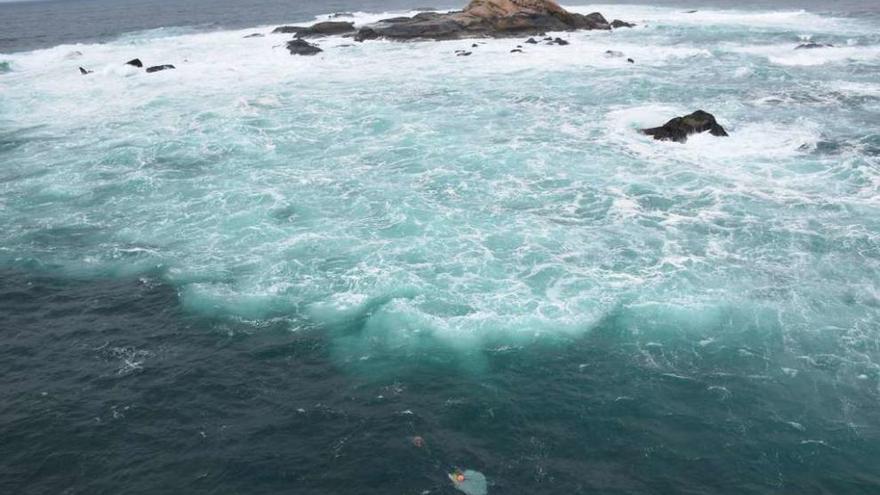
[3, 270, 880, 494]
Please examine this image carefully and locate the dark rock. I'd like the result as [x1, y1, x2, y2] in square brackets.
[611, 19, 635, 28]
[146, 64, 175, 73]
[641, 110, 728, 143]
[275, 21, 356, 38]
[354, 28, 380, 42]
[286, 38, 323, 55]
[273, 25, 307, 34]
[472, 43, 479, 47]
[510, 48, 523, 53]
[684, 10, 697, 14]
[301, 21, 356, 37]
[125, 58, 143, 68]
[378, 16, 418, 24]
[456, 50, 472, 56]
[627, 58, 634, 63]
[352, 0, 611, 42]
[525, 37, 538, 44]
[79, 67, 93, 75]
[551, 37, 569, 45]
[244, 33, 265, 38]
[795, 42, 833, 49]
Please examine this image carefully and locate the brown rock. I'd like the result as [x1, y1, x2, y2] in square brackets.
[353, 0, 617, 41]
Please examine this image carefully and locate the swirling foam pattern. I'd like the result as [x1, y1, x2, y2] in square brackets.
[1, 5, 879, 364]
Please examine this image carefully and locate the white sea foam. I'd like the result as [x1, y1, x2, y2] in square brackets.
[728, 42, 880, 66]
[0, 3, 879, 361]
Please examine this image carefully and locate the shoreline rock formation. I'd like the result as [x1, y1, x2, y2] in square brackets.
[349, 0, 616, 42]
[641, 110, 729, 143]
[273, 21, 356, 38]
[286, 38, 323, 56]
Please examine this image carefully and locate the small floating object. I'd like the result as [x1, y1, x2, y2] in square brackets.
[449, 469, 487, 495]
[411, 435, 425, 448]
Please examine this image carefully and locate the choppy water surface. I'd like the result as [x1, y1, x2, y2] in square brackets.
[2, 3, 880, 494]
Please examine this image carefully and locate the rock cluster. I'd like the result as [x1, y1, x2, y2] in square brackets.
[349, 0, 615, 41]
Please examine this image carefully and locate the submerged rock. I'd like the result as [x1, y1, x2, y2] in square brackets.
[287, 38, 323, 55]
[611, 19, 635, 28]
[243, 33, 265, 38]
[641, 110, 728, 143]
[274, 21, 356, 38]
[146, 64, 175, 73]
[604, 50, 624, 57]
[125, 58, 143, 68]
[353, 0, 617, 41]
[795, 42, 833, 49]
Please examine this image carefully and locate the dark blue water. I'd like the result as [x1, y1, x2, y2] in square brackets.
[4, 270, 880, 494]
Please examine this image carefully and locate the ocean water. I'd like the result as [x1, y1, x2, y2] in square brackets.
[2, 1, 880, 493]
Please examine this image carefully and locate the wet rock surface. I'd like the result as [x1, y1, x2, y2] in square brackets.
[145, 64, 175, 73]
[641, 110, 729, 143]
[274, 21, 356, 38]
[353, 0, 618, 41]
[286, 38, 323, 56]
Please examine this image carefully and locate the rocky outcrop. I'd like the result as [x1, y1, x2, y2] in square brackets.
[79, 67, 93, 75]
[611, 19, 635, 28]
[354, 0, 615, 41]
[795, 42, 833, 49]
[641, 110, 728, 143]
[273, 21, 356, 37]
[146, 64, 175, 73]
[125, 58, 143, 68]
[286, 38, 323, 56]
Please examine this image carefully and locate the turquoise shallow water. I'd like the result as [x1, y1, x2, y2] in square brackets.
[2, 3, 880, 493]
